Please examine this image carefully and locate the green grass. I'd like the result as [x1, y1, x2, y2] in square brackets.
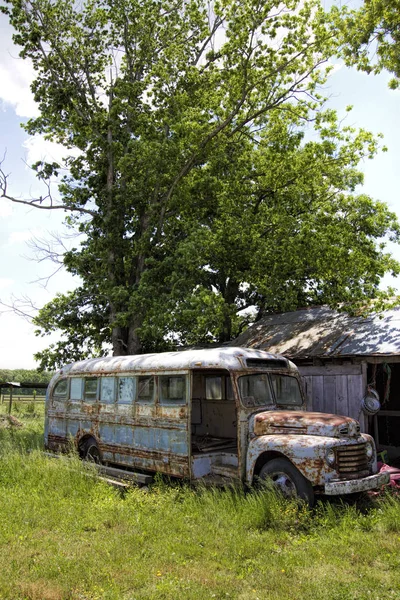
[0, 414, 399, 600]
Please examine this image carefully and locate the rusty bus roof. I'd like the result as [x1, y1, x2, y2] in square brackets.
[232, 306, 400, 359]
[58, 347, 293, 376]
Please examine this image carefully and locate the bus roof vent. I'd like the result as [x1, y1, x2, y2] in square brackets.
[246, 358, 288, 369]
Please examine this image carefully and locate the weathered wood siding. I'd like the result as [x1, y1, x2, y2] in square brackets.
[298, 363, 367, 431]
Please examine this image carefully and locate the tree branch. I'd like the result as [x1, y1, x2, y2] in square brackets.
[0, 160, 97, 216]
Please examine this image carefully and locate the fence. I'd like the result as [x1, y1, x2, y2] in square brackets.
[0, 393, 46, 414]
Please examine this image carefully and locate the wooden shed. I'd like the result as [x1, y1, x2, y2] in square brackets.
[233, 306, 400, 462]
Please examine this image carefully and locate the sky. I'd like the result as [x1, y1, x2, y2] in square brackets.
[0, 2, 399, 369]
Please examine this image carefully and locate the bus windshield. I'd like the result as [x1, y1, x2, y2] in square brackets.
[270, 374, 303, 406]
[238, 373, 302, 407]
[238, 374, 273, 407]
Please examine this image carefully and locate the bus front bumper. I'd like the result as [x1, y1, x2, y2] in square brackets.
[324, 471, 390, 495]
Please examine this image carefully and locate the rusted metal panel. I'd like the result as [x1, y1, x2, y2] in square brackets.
[54, 348, 289, 380]
[324, 471, 389, 494]
[252, 411, 360, 439]
[246, 431, 376, 487]
[192, 452, 238, 479]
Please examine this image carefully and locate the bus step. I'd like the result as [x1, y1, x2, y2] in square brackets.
[210, 463, 239, 479]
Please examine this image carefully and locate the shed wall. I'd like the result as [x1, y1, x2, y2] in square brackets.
[298, 363, 367, 431]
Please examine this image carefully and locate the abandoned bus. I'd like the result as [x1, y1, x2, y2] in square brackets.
[45, 347, 388, 504]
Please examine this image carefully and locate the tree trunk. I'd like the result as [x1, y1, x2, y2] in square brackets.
[127, 321, 143, 355]
[218, 277, 239, 343]
[111, 324, 129, 356]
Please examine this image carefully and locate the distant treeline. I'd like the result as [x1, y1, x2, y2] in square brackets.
[0, 369, 53, 396]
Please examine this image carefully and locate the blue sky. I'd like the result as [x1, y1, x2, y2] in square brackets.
[0, 3, 399, 369]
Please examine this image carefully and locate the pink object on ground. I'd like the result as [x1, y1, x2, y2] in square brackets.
[378, 462, 400, 489]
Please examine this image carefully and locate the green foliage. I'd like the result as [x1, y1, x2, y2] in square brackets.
[331, 0, 400, 88]
[0, 369, 52, 399]
[2, 0, 400, 368]
[0, 369, 51, 383]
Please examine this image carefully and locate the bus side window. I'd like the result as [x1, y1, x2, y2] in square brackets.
[226, 376, 234, 400]
[84, 378, 98, 401]
[101, 377, 116, 403]
[205, 376, 222, 400]
[118, 377, 135, 404]
[70, 378, 83, 401]
[160, 376, 186, 405]
[137, 376, 154, 404]
[53, 379, 68, 400]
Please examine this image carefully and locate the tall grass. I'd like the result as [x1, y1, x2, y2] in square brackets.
[0, 415, 399, 600]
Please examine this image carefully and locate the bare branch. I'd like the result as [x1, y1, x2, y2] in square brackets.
[0, 159, 97, 216]
[25, 230, 80, 266]
[0, 294, 40, 322]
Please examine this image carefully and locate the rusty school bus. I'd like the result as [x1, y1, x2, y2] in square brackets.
[45, 347, 388, 504]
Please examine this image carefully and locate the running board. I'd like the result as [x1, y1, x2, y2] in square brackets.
[98, 465, 153, 485]
[43, 452, 153, 486]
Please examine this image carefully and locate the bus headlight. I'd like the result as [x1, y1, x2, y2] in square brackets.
[325, 448, 336, 467]
[365, 442, 374, 461]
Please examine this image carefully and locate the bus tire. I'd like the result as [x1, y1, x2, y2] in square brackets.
[81, 438, 101, 464]
[259, 458, 314, 507]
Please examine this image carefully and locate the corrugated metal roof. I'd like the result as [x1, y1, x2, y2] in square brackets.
[232, 306, 400, 358]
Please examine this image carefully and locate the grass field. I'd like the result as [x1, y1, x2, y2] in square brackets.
[0, 410, 399, 600]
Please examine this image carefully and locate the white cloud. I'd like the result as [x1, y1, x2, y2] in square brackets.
[326, 59, 343, 76]
[0, 278, 13, 290]
[0, 21, 39, 118]
[22, 135, 72, 167]
[0, 202, 13, 218]
[0, 312, 56, 368]
[0, 60, 39, 118]
[8, 228, 42, 245]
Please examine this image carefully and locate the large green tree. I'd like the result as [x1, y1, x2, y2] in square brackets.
[1, 0, 399, 369]
[145, 109, 400, 347]
[332, 0, 400, 89]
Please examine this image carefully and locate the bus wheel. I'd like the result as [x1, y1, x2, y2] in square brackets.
[259, 458, 314, 507]
[80, 438, 101, 464]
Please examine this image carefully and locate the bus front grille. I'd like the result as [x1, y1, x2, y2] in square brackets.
[336, 444, 369, 479]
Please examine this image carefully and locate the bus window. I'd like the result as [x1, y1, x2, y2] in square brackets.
[206, 376, 222, 400]
[160, 376, 186, 405]
[101, 377, 116, 404]
[270, 374, 303, 406]
[84, 378, 98, 401]
[238, 374, 273, 407]
[70, 378, 83, 401]
[226, 377, 234, 400]
[118, 377, 135, 404]
[137, 376, 154, 404]
[53, 379, 68, 399]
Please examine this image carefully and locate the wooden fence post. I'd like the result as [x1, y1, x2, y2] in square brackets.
[8, 387, 13, 415]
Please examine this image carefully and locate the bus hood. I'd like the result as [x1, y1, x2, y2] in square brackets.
[251, 411, 361, 439]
